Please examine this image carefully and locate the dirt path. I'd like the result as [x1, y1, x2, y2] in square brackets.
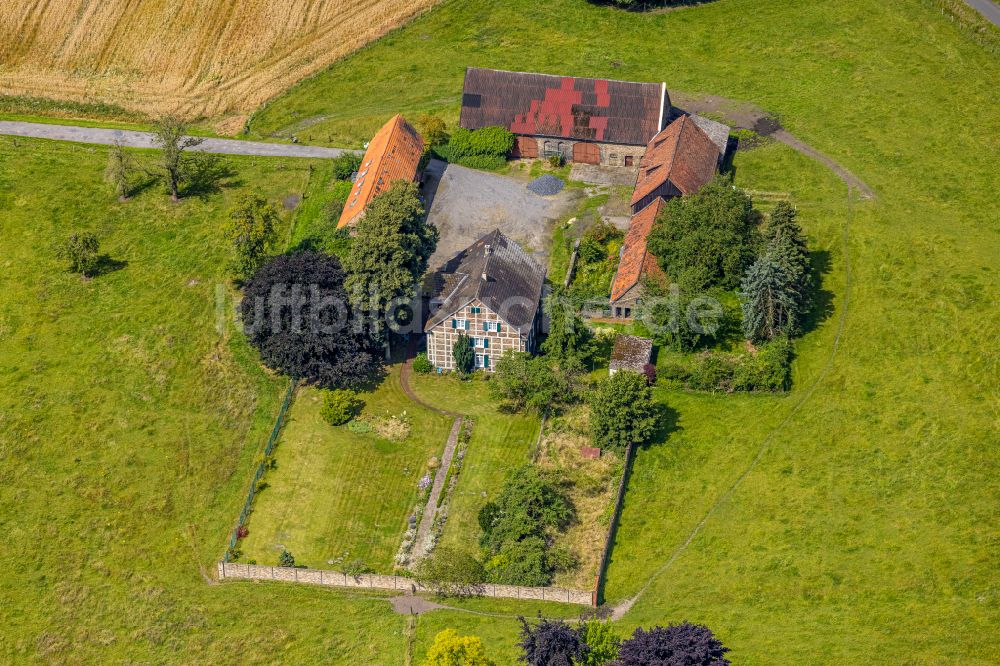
[0, 120, 353, 159]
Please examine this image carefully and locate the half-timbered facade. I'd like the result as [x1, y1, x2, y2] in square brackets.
[423, 230, 545, 372]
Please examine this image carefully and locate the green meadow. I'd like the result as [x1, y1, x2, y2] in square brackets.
[1, 0, 998, 663]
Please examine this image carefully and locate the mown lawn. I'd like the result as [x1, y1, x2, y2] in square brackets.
[406, 374, 542, 555]
[253, 0, 998, 663]
[240, 366, 453, 571]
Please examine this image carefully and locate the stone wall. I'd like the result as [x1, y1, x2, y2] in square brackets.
[217, 562, 593, 606]
[426, 299, 528, 372]
[528, 137, 647, 167]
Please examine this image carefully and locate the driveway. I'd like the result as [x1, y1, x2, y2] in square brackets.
[423, 160, 581, 270]
[0, 120, 354, 159]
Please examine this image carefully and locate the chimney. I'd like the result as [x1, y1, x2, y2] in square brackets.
[484, 244, 491, 256]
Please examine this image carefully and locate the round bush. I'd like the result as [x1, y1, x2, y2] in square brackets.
[320, 388, 364, 426]
[412, 352, 434, 374]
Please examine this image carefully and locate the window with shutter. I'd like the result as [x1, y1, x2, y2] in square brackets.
[451, 319, 456, 329]
[484, 338, 489, 349]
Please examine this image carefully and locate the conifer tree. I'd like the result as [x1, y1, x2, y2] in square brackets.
[740, 253, 799, 342]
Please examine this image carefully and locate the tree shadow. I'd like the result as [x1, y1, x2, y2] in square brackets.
[181, 154, 241, 200]
[125, 174, 160, 199]
[90, 255, 128, 277]
[644, 400, 681, 450]
[586, 0, 717, 11]
[799, 249, 835, 335]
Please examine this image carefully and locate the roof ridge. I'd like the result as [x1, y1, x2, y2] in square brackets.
[466, 66, 661, 88]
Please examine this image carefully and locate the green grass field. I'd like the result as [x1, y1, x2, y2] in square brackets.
[406, 374, 542, 555]
[240, 368, 453, 571]
[2, 0, 999, 662]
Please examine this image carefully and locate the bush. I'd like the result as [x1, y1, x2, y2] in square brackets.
[489, 351, 575, 414]
[548, 153, 565, 168]
[439, 126, 514, 169]
[549, 545, 580, 573]
[320, 388, 364, 426]
[343, 559, 371, 576]
[687, 353, 736, 392]
[732, 337, 792, 392]
[414, 547, 487, 596]
[732, 127, 770, 150]
[278, 550, 295, 567]
[331, 152, 362, 180]
[54, 232, 100, 276]
[413, 352, 434, 374]
[642, 363, 657, 386]
[485, 536, 550, 586]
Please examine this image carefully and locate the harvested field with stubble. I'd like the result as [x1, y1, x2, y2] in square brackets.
[0, 0, 438, 127]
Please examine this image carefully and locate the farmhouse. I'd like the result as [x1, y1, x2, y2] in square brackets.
[338, 114, 424, 229]
[610, 113, 727, 319]
[424, 229, 545, 372]
[459, 67, 669, 167]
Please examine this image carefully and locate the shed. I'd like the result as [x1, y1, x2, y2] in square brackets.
[609, 334, 653, 376]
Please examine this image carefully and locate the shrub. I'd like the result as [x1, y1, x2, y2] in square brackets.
[732, 337, 792, 392]
[732, 127, 770, 150]
[343, 559, 371, 576]
[549, 545, 580, 573]
[642, 363, 657, 386]
[320, 388, 364, 426]
[224, 192, 278, 281]
[236, 525, 249, 539]
[413, 114, 450, 147]
[278, 550, 295, 567]
[441, 126, 514, 169]
[54, 232, 100, 276]
[687, 353, 736, 393]
[485, 536, 550, 586]
[424, 629, 495, 666]
[548, 153, 565, 168]
[347, 419, 373, 435]
[518, 617, 586, 666]
[489, 351, 575, 413]
[453, 334, 475, 375]
[331, 152, 362, 180]
[413, 352, 434, 374]
[414, 547, 487, 596]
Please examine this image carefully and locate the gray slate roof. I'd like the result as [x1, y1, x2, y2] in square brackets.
[424, 229, 546, 334]
[689, 114, 730, 160]
[609, 334, 654, 374]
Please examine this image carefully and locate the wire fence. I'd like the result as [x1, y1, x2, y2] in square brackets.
[225, 379, 297, 561]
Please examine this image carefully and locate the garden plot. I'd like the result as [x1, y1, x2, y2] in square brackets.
[240, 365, 453, 572]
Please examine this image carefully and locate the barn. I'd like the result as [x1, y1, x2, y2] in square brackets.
[459, 67, 669, 167]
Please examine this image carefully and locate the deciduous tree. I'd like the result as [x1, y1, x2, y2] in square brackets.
[343, 180, 437, 348]
[488, 351, 574, 413]
[423, 629, 494, 666]
[647, 177, 760, 290]
[224, 192, 279, 281]
[241, 251, 382, 389]
[151, 116, 204, 201]
[414, 547, 486, 597]
[518, 617, 587, 666]
[578, 621, 621, 666]
[590, 371, 657, 453]
[105, 139, 135, 201]
[613, 623, 730, 666]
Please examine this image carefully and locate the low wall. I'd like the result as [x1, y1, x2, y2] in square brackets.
[218, 562, 592, 606]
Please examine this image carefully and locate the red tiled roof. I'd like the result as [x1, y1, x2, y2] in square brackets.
[630, 115, 720, 206]
[460, 68, 668, 146]
[338, 114, 424, 229]
[610, 197, 666, 303]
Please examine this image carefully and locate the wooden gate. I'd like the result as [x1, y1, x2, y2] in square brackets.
[513, 136, 538, 158]
[572, 142, 601, 165]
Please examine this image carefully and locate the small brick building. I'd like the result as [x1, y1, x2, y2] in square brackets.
[459, 67, 669, 167]
[423, 230, 545, 372]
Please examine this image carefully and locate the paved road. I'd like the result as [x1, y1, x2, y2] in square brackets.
[964, 0, 1000, 27]
[0, 120, 353, 159]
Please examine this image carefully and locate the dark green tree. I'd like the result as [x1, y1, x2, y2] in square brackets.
[761, 200, 811, 320]
[488, 351, 574, 413]
[590, 370, 658, 454]
[541, 286, 595, 371]
[739, 254, 799, 342]
[343, 180, 438, 349]
[224, 192, 279, 281]
[414, 546, 487, 597]
[478, 465, 573, 556]
[453, 333, 475, 375]
[54, 232, 100, 276]
[278, 550, 295, 567]
[646, 177, 760, 290]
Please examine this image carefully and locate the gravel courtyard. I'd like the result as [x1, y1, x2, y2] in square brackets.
[424, 160, 581, 270]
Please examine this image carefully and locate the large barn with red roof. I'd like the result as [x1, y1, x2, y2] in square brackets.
[459, 67, 669, 167]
